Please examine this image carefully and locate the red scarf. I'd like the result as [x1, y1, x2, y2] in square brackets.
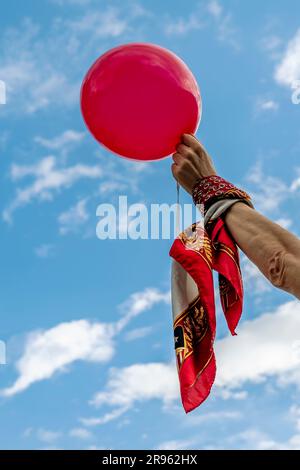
[169, 176, 252, 413]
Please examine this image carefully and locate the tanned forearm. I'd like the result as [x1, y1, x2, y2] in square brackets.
[224, 202, 300, 299]
[171, 134, 300, 300]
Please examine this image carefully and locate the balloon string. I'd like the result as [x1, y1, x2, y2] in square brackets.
[176, 181, 180, 236]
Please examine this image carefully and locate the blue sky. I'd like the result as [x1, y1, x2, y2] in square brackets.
[1, 0, 300, 450]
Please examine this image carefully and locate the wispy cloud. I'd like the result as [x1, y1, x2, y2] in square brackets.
[290, 168, 300, 191]
[69, 427, 93, 440]
[26, 426, 93, 445]
[51, 0, 95, 6]
[157, 438, 196, 450]
[275, 29, 300, 88]
[98, 181, 128, 195]
[67, 8, 128, 38]
[1, 319, 115, 397]
[82, 299, 300, 424]
[80, 406, 131, 427]
[225, 427, 278, 450]
[1, 287, 169, 397]
[58, 198, 89, 235]
[96, 153, 151, 197]
[0, 5, 149, 115]
[241, 254, 271, 296]
[207, 0, 222, 18]
[274, 218, 292, 230]
[224, 412, 300, 450]
[81, 363, 178, 426]
[0, 19, 78, 114]
[260, 34, 282, 60]
[206, 0, 240, 50]
[255, 98, 279, 114]
[164, 0, 239, 49]
[186, 410, 241, 425]
[36, 428, 62, 444]
[116, 288, 170, 332]
[124, 326, 154, 342]
[164, 16, 203, 36]
[34, 244, 55, 259]
[245, 161, 290, 213]
[35, 130, 85, 154]
[3, 157, 102, 223]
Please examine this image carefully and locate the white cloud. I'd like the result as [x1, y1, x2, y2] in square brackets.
[241, 255, 271, 295]
[0, 79, 6, 104]
[206, 0, 239, 50]
[23, 427, 33, 438]
[86, 445, 107, 450]
[58, 198, 89, 235]
[164, 16, 203, 36]
[124, 326, 153, 342]
[25, 427, 71, 445]
[0, 5, 148, 115]
[96, 156, 150, 196]
[67, 8, 128, 38]
[80, 406, 131, 426]
[290, 169, 300, 191]
[98, 181, 127, 194]
[215, 300, 300, 390]
[0, 19, 78, 114]
[38, 445, 63, 450]
[274, 217, 292, 230]
[37, 428, 62, 444]
[69, 427, 93, 440]
[207, 0, 223, 18]
[2, 287, 169, 397]
[251, 407, 300, 449]
[245, 161, 289, 213]
[290, 405, 300, 432]
[91, 363, 178, 408]
[157, 439, 196, 451]
[82, 300, 300, 423]
[186, 410, 241, 425]
[164, 1, 239, 49]
[225, 417, 300, 450]
[52, 0, 92, 5]
[34, 244, 55, 259]
[81, 363, 179, 426]
[35, 130, 85, 153]
[225, 428, 276, 450]
[256, 99, 279, 112]
[1, 320, 115, 397]
[275, 29, 300, 87]
[215, 388, 248, 401]
[0, 130, 9, 150]
[3, 157, 102, 222]
[116, 288, 170, 332]
[261, 35, 282, 56]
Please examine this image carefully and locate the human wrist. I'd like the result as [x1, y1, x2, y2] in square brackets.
[192, 175, 253, 217]
[224, 200, 253, 222]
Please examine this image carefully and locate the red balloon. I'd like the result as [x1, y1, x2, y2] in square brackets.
[80, 43, 201, 161]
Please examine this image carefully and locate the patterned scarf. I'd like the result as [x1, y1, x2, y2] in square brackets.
[169, 175, 253, 412]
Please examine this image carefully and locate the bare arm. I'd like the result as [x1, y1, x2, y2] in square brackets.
[224, 202, 300, 299]
[171, 134, 300, 300]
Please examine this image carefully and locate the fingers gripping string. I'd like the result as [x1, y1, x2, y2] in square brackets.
[176, 181, 181, 236]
